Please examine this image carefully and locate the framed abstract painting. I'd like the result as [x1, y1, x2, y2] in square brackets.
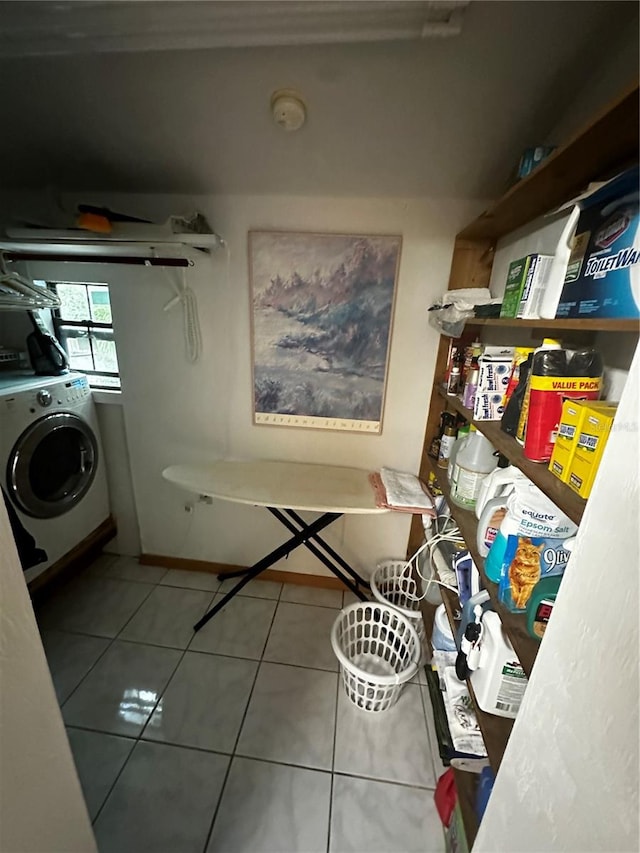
[249, 230, 402, 433]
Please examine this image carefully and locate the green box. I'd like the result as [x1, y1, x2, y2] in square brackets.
[500, 256, 532, 318]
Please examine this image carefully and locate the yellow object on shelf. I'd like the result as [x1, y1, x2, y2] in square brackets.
[75, 212, 112, 233]
[549, 400, 589, 482]
[565, 403, 618, 499]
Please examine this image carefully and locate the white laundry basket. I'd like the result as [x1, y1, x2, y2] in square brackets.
[369, 559, 428, 660]
[331, 601, 420, 713]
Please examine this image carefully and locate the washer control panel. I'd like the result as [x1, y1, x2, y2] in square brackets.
[1, 375, 91, 417]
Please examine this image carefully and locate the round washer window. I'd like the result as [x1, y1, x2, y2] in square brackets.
[7, 413, 98, 519]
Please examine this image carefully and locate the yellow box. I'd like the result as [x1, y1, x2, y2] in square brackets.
[567, 403, 618, 499]
[548, 399, 588, 482]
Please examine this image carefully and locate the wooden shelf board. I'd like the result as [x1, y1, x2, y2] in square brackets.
[436, 387, 587, 525]
[426, 457, 539, 677]
[437, 574, 514, 773]
[452, 768, 480, 847]
[465, 317, 639, 332]
[458, 83, 639, 242]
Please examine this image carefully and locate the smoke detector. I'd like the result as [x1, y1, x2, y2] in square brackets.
[271, 90, 306, 132]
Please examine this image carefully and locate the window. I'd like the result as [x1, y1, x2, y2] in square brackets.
[46, 281, 121, 389]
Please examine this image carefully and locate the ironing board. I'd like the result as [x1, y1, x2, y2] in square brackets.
[162, 460, 388, 633]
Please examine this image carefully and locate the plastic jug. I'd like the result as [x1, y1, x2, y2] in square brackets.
[449, 429, 498, 510]
[475, 465, 529, 519]
[475, 467, 531, 557]
[447, 431, 469, 485]
[484, 479, 578, 584]
[469, 611, 528, 719]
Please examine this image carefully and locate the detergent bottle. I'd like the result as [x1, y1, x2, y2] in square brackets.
[469, 611, 528, 718]
[449, 428, 498, 511]
[475, 466, 532, 558]
[447, 427, 470, 485]
[484, 478, 577, 584]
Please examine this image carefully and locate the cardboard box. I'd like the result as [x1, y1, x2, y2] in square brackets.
[519, 254, 554, 319]
[567, 403, 618, 498]
[549, 399, 588, 482]
[473, 346, 514, 420]
[556, 166, 640, 319]
[500, 257, 532, 318]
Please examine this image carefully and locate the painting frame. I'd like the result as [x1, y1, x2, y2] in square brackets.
[249, 229, 402, 434]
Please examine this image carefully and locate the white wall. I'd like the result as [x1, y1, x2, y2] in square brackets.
[0, 499, 96, 852]
[474, 342, 639, 853]
[23, 192, 482, 575]
[95, 400, 141, 556]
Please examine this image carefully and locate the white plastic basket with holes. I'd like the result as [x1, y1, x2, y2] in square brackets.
[369, 559, 428, 662]
[330, 601, 420, 713]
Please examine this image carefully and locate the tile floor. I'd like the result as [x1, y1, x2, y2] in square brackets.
[36, 553, 446, 853]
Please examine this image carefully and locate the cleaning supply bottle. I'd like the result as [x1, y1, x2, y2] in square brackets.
[462, 358, 479, 410]
[469, 611, 528, 719]
[515, 338, 563, 445]
[437, 422, 458, 469]
[501, 351, 534, 437]
[484, 479, 578, 584]
[526, 574, 563, 640]
[475, 465, 531, 558]
[524, 345, 603, 462]
[475, 461, 525, 519]
[447, 423, 470, 485]
[449, 428, 498, 510]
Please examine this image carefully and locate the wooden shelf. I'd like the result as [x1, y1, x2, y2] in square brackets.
[458, 82, 639, 242]
[452, 768, 480, 847]
[465, 317, 639, 332]
[436, 567, 514, 773]
[436, 387, 587, 525]
[425, 456, 539, 677]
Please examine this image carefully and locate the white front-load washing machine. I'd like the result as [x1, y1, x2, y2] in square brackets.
[0, 371, 110, 583]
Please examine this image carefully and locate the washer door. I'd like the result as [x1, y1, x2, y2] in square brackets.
[7, 412, 99, 519]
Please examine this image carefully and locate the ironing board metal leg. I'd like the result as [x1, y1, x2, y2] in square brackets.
[193, 511, 342, 633]
[282, 508, 369, 587]
[269, 508, 367, 600]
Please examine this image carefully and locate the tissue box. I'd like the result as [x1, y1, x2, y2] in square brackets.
[473, 346, 514, 421]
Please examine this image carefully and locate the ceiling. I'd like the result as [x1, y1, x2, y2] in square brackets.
[0, 1, 636, 199]
[0, 1, 472, 55]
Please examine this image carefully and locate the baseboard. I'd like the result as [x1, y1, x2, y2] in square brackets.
[29, 515, 117, 603]
[140, 553, 348, 591]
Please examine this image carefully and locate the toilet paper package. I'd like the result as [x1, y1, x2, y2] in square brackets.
[556, 166, 640, 319]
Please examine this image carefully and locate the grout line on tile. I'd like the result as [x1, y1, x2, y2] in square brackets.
[327, 667, 342, 853]
[199, 591, 280, 853]
[55, 578, 157, 709]
[332, 769, 437, 792]
[137, 592, 218, 742]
